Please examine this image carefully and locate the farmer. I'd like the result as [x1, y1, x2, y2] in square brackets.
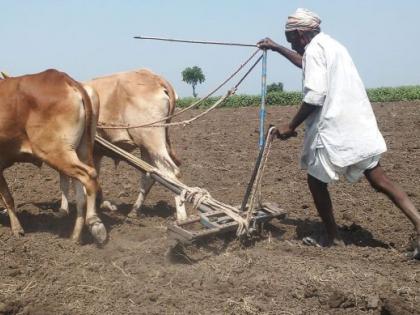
[258, 8, 420, 258]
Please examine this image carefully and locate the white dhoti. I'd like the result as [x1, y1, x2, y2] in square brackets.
[307, 147, 381, 183]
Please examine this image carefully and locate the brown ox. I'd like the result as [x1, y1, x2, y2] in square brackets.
[60, 69, 184, 219]
[0, 69, 106, 243]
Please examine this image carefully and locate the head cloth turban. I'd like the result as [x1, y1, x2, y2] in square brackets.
[285, 8, 321, 32]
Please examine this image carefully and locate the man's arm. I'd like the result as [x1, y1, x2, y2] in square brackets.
[278, 102, 318, 139]
[257, 38, 302, 68]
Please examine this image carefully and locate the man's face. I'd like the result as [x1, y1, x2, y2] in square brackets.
[285, 30, 306, 56]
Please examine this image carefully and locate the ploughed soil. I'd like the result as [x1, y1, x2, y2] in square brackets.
[0, 101, 419, 315]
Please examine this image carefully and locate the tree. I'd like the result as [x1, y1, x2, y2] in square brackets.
[267, 82, 284, 93]
[182, 66, 205, 97]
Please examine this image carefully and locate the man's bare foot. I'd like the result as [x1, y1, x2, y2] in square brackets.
[303, 233, 345, 248]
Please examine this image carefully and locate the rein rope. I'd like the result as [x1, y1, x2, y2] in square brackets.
[97, 48, 263, 129]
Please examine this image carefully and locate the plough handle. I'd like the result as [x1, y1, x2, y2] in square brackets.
[240, 125, 277, 212]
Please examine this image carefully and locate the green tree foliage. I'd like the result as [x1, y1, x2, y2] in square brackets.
[182, 66, 205, 97]
[267, 82, 284, 93]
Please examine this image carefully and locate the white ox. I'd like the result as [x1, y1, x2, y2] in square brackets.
[60, 69, 184, 219]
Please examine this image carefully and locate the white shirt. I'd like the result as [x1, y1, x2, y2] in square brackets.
[300, 32, 387, 169]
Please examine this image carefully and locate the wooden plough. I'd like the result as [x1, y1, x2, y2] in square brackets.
[95, 126, 286, 244]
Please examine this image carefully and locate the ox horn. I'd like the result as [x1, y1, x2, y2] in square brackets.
[1, 71, 10, 79]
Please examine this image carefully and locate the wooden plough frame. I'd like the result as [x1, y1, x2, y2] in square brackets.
[95, 127, 286, 244]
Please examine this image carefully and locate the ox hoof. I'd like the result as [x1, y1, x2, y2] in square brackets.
[127, 209, 140, 219]
[89, 222, 107, 244]
[57, 208, 69, 218]
[71, 234, 82, 244]
[101, 201, 118, 212]
[13, 228, 25, 238]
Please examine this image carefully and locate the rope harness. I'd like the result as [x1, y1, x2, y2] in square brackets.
[179, 187, 210, 211]
[97, 48, 263, 129]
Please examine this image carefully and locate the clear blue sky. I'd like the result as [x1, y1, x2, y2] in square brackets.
[2, 1, 420, 97]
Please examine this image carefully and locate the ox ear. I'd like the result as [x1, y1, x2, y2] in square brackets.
[1, 71, 10, 79]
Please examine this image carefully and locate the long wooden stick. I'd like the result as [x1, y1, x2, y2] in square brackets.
[259, 50, 268, 148]
[134, 35, 257, 47]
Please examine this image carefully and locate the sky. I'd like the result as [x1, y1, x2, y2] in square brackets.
[2, 1, 420, 97]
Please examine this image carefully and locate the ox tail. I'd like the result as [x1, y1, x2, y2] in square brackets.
[161, 79, 181, 167]
[78, 84, 104, 209]
[162, 80, 181, 166]
[78, 84, 97, 169]
[0, 71, 9, 79]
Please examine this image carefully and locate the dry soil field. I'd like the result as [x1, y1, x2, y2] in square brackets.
[0, 101, 419, 315]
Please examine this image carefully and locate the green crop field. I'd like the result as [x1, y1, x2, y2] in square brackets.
[178, 86, 420, 108]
